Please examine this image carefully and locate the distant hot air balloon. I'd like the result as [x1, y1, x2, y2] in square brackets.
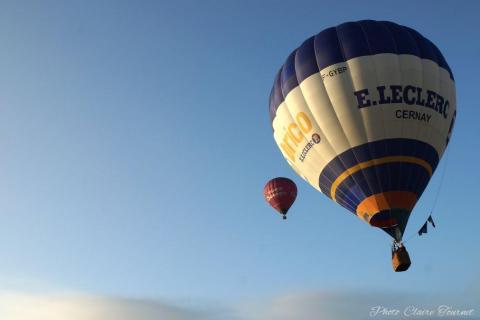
[263, 177, 297, 219]
[268, 20, 456, 271]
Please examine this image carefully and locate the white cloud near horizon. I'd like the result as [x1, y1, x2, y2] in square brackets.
[236, 290, 479, 320]
[0, 293, 220, 320]
[0, 289, 478, 320]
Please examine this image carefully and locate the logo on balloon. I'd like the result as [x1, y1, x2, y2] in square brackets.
[280, 112, 313, 162]
[298, 132, 321, 162]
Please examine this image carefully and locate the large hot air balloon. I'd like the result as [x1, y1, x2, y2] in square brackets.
[264, 177, 297, 219]
[268, 20, 456, 271]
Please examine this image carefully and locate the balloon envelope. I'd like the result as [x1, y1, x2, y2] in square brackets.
[269, 20, 456, 240]
[263, 177, 297, 217]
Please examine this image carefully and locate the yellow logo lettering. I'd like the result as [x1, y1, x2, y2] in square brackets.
[296, 112, 312, 133]
[279, 111, 314, 163]
[287, 123, 303, 144]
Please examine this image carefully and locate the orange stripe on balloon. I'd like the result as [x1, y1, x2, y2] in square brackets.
[356, 191, 418, 224]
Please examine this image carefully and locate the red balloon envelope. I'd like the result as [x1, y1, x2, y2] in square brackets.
[263, 177, 297, 219]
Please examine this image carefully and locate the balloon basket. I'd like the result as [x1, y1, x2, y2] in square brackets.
[392, 245, 411, 272]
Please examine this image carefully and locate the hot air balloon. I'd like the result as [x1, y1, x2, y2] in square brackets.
[264, 177, 297, 219]
[268, 20, 456, 271]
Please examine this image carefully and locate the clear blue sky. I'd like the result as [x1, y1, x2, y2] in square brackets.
[0, 0, 478, 313]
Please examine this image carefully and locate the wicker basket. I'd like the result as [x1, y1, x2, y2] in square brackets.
[392, 246, 411, 272]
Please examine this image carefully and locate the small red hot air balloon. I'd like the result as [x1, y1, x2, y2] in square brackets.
[263, 177, 297, 219]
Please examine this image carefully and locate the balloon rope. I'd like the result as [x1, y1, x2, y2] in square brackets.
[431, 148, 451, 213]
[402, 148, 451, 244]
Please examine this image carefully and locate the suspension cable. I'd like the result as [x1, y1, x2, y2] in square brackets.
[402, 148, 451, 244]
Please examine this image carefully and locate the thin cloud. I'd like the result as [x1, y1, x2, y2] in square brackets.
[0, 293, 221, 320]
[0, 289, 477, 320]
[237, 290, 479, 320]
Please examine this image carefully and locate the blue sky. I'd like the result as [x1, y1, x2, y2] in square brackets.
[0, 0, 478, 318]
